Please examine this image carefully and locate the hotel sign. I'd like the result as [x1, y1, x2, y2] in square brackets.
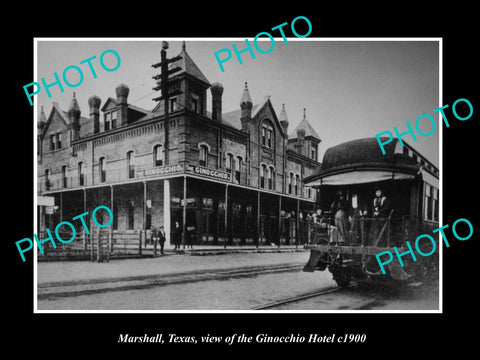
[185, 164, 231, 181]
[136, 164, 184, 178]
[136, 163, 231, 182]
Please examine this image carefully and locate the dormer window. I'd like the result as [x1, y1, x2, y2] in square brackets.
[56, 132, 62, 149]
[50, 134, 55, 151]
[105, 112, 111, 131]
[104, 111, 118, 131]
[111, 111, 117, 129]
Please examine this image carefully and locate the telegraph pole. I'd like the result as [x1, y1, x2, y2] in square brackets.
[152, 41, 183, 165]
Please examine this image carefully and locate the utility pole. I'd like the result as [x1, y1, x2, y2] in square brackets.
[152, 41, 183, 165]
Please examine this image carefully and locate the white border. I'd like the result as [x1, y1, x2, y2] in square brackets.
[33, 37, 443, 314]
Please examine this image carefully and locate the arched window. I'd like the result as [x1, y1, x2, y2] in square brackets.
[225, 153, 233, 173]
[235, 156, 242, 183]
[268, 166, 275, 190]
[99, 157, 106, 183]
[78, 162, 84, 186]
[127, 151, 135, 178]
[295, 174, 300, 195]
[261, 120, 274, 149]
[62, 165, 67, 188]
[199, 144, 209, 167]
[288, 172, 293, 194]
[260, 164, 267, 188]
[153, 145, 164, 166]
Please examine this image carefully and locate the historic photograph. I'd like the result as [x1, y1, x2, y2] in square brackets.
[34, 39, 440, 312]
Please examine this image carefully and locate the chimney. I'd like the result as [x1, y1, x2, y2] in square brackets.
[211, 82, 224, 121]
[88, 95, 101, 134]
[296, 127, 306, 156]
[68, 92, 81, 141]
[115, 84, 129, 125]
[240, 82, 252, 132]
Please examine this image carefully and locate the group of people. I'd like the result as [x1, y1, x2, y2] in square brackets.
[151, 221, 196, 255]
[310, 187, 392, 245]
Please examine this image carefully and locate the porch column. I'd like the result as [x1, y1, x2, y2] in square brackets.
[182, 176, 187, 246]
[278, 196, 282, 248]
[143, 181, 147, 247]
[296, 198, 300, 249]
[83, 189, 87, 251]
[256, 191, 260, 248]
[224, 184, 229, 249]
[164, 179, 171, 246]
[59, 192, 63, 221]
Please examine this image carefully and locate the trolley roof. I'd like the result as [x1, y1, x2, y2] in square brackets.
[303, 137, 437, 186]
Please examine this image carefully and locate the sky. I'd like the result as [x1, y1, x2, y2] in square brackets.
[36, 38, 440, 166]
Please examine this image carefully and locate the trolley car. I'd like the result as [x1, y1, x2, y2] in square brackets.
[302, 137, 439, 286]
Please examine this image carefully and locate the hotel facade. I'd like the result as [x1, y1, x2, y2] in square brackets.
[37, 42, 321, 249]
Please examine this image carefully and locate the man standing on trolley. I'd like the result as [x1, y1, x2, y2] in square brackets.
[368, 187, 392, 246]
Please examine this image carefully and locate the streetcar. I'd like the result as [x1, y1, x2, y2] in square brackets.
[302, 137, 439, 287]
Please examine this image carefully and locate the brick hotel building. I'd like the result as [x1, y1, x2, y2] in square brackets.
[37, 42, 321, 248]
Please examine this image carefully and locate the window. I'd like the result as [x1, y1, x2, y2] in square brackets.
[111, 111, 117, 129]
[169, 98, 177, 112]
[311, 145, 317, 161]
[294, 174, 300, 195]
[105, 112, 111, 131]
[78, 162, 84, 186]
[433, 187, 439, 222]
[288, 172, 293, 194]
[45, 169, 50, 190]
[192, 93, 200, 113]
[49, 134, 55, 151]
[62, 165, 67, 188]
[127, 200, 135, 230]
[267, 166, 275, 190]
[199, 145, 208, 167]
[127, 151, 135, 178]
[235, 156, 242, 183]
[99, 157, 106, 183]
[424, 183, 433, 220]
[261, 121, 274, 149]
[154, 145, 164, 166]
[56, 132, 62, 149]
[260, 164, 267, 188]
[225, 153, 233, 173]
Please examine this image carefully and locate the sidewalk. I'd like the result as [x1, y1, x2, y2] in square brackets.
[37, 247, 310, 286]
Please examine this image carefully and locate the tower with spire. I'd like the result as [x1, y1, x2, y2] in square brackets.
[153, 41, 211, 116]
[240, 82, 253, 132]
[68, 92, 82, 141]
[288, 108, 321, 161]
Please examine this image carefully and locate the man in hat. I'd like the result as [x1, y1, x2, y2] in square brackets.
[368, 187, 391, 245]
[330, 190, 350, 244]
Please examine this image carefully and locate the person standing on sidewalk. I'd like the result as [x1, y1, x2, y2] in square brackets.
[174, 221, 182, 250]
[158, 226, 166, 255]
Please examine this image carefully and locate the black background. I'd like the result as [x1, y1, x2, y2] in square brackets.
[6, 5, 478, 356]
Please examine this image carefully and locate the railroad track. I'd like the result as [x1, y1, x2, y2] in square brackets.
[252, 287, 343, 310]
[252, 285, 383, 310]
[38, 263, 304, 300]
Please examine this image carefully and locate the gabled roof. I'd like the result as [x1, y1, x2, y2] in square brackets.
[222, 102, 264, 130]
[289, 109, 321, 141]
[169, 42, 210, 86]
[222, 96, 275, 131]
